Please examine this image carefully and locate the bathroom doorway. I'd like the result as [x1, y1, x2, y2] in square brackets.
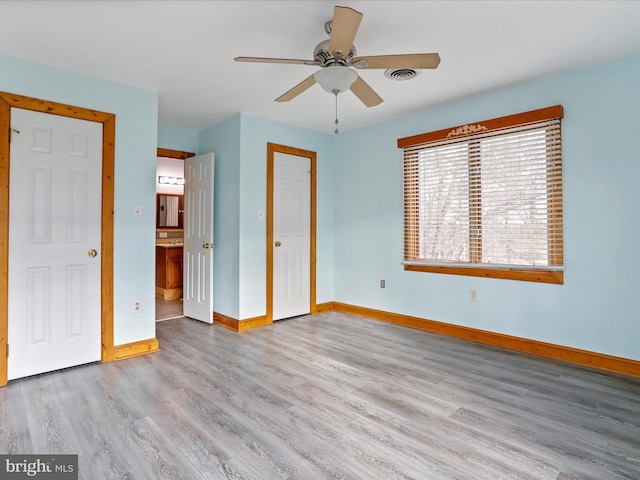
[155, 147, 193, 321]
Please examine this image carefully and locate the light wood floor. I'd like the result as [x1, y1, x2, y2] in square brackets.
[1, 312, 639, 479]
[156, 297, 183, 321]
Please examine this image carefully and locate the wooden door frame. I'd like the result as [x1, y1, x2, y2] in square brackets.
[0, 92, 116, 386]
[266, 143, 317, 323]
[157, 147, 195, 160]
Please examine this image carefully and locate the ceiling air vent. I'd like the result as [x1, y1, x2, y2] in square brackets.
[384, 68, 421, 81]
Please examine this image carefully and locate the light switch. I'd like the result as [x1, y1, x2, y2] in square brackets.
[133, 205, 143, 218]
[258, 209, 264, 220]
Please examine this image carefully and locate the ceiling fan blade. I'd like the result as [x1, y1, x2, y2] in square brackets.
[328, 6, 363, 59]
[275, 75, 317, 102]
[350, 76, 383, 107]
[352, 53, 441, 69]
[235, 56, 319, 66]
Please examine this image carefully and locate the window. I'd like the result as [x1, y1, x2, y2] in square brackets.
[398, 106, 564, 284]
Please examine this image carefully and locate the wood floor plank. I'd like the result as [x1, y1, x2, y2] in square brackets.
[58, 366, 151, 480]
[156, 298, 184, 321]
[1, 312, 639, 479]
[21, 372, 85, 455]
[0, 380, 33, 454]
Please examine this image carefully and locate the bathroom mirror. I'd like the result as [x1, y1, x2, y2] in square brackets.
[157, 194, 184, 228]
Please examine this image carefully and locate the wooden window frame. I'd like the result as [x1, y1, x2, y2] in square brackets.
[398, 106, 564, 285]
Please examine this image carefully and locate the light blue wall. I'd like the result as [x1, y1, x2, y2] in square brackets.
[332, 54, 640, 361]
[0, 53, 159, 345]
[158, 125, 198, 153]
[199, 115, 242, 319]
[237, 114, 335, 319]
[196, 113, 334, 321]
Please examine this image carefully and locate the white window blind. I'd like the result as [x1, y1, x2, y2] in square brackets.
[399, 106, 563, 281]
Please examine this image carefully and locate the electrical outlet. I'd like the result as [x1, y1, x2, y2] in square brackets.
[380, 280, 385, 288]
[159, 232, 168, 238]
[470, 289, 478, 302]
[133, 300, 142, 312]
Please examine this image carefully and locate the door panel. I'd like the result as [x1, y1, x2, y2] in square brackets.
[8, 108, 102, 380]
[273, 152, 310, 320]
[183, 153, 215, 323]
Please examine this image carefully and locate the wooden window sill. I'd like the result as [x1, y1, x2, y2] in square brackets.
[404, 264, 564, 284]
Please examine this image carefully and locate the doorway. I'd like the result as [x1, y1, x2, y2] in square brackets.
[266, 143, 317, 323]
[155, 148, 193, 322]
[0, 91, 116, 386]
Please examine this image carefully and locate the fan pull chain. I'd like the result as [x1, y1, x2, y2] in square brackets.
[333, 89, 339, 135]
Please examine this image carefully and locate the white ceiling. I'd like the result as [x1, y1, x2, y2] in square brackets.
[2, 1, 640, 134]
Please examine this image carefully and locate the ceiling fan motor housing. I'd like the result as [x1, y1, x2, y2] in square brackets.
[314, 40, 357, 67]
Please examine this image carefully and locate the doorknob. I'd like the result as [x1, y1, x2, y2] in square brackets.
[88, 249, 98, 258]
[275, 241, 281, 247]
[203, 243, 210, 249]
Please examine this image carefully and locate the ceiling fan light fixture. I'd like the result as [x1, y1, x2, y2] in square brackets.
[313, 66, 358, 94]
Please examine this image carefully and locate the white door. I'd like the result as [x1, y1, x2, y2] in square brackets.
[8, 108, 102, 380]
[273, 152, 310, 320]
[183, 153, 215, 323]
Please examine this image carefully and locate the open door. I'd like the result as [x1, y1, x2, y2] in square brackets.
[183, 153, 214, 323]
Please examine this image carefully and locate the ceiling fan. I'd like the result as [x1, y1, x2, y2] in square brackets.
[235, 5, 441, 132]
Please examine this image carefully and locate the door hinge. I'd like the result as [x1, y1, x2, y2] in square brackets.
[9, 128, 20, 143]
[5, 344, 8, 358]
